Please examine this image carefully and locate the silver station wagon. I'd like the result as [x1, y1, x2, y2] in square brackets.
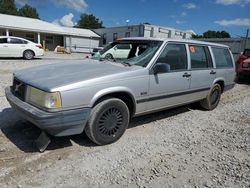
[6, 38, 235, 146]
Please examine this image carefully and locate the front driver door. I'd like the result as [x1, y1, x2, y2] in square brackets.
[0, 37, 9, 57]
[147, 43, 191, 111]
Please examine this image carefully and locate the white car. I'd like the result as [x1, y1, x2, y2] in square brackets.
[0, 36, 44, 59]
[102, 43, 131, 60]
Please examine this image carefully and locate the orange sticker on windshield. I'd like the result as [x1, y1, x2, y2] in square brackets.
[189, 46, 196, 53]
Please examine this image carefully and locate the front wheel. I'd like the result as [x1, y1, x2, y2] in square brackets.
[200, 83, 222, 110]
[85, 98, 130, 145]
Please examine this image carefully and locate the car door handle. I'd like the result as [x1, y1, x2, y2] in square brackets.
[183, 72, 191, 78]
[210, 70, 216, 74]
[3, 45, 8, 47]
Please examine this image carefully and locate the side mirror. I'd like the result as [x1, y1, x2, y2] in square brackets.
[153, 63, 170, 74]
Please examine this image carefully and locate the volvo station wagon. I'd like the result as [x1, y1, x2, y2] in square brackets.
[6, 38, 235, 146]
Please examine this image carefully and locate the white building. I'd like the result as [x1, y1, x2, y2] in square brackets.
[94, 24, 195, 46]
[0, 13, 100, 53]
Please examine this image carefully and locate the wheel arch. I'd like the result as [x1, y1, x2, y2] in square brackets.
[213, 78, 225, 92]
[90, 87, 136, 117]
[23, 49, 35, 57]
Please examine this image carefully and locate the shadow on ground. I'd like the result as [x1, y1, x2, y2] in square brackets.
[1, 104, 196, 153]
[0, 57, 42, 61]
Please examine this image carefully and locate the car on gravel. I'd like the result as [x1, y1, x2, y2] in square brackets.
[236, 49, 250, 81]
[5, 37, 235, 146]
[0, 36, 44, 60]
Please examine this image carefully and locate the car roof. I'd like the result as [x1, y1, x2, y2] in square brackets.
[118, 37, 229, 48]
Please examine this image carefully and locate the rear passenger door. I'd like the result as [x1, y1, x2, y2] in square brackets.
[148, 43, 191, 111]
[188, 45, 215, 99]
[8, 38, 27, 57]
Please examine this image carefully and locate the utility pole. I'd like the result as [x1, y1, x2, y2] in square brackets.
[245, 28, 249, 49]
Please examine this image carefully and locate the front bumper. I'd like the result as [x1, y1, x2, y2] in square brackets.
[5, 87, 90, 136]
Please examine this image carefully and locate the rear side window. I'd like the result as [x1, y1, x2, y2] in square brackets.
[0, 38, 7, 43]
[156, 43, 187, 71]
[212, 47, 233, 68]
[9, 38, 24, 44]
[189, 45, 211, 69]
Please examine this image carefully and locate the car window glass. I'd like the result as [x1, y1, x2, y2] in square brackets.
[189, 45, 208, 69]
[116, 44, 131, 50]
[9, 38, 24, 44]
[244, 49, 250, 56]
[0, 38, 8, 43]
[156, 43, 187, 71]
[212, 47, 233, 68]
[22, 40, 28, 44]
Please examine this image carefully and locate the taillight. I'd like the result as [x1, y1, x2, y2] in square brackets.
[36, 44, 43, 49]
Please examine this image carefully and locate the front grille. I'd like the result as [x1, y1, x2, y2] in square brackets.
[11, 78, 26, 101]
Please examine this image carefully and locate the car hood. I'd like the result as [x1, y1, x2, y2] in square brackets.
[14, 59, 133, 91]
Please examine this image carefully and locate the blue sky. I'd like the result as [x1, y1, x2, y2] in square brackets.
[15, 0, 250, 37]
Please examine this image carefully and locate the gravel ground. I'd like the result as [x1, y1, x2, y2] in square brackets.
[0, 54, 249, 188]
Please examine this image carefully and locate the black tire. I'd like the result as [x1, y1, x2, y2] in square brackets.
[85, 98, 130, 145]
[200, 83, 222, 110]
[23, 50, 34, 60]
[105, 53, 114, 60]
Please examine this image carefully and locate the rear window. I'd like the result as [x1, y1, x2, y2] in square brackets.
[212, 47, 233, 68]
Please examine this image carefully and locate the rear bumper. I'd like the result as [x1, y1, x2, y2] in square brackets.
[5, 87, 90, 136]
[34, 49, 44, 57]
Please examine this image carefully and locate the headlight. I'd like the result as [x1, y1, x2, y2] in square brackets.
[26, 86, 62, 109]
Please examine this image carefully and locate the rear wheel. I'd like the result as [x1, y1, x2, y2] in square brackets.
[200, 83, 222, 110]
[23, 50, 34, 60]
[85, 98, 129, 145]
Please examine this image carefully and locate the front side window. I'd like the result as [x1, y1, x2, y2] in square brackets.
[0, 38, 7, 43]
[155, 43, 187, 71]
[189, 45, 209, 69]
[212, 47, 233, 68]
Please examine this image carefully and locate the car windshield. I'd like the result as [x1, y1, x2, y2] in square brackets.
[92, 40, 163, 67]
[243, 49, 250, 57]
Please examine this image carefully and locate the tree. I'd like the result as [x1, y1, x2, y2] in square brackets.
[0, 0, 18, 15]
[192, 30, 231, 39]
[18, 4, 39, 19]
[75, 14, 104, 29]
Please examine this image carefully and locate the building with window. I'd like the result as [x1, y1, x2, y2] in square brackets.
[94, 24, 195, 46]
[0, 13, 100, 53]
